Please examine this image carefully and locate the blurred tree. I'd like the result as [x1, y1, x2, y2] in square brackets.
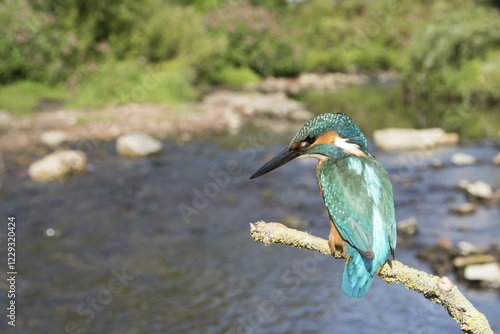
[206, 2, 303, 77]
[403, 7, 500, 105]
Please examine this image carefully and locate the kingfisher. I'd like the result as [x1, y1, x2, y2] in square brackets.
[250, 113, 397, 298]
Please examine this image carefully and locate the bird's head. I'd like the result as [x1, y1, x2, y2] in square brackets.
[250, 113, 368, 179]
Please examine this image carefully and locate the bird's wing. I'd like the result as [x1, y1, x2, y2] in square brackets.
[318, 157, 394, 259]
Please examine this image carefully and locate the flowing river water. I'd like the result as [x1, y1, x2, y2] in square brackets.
[1, 85, 499, 333]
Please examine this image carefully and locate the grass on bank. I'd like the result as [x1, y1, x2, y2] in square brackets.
[0, 81, 68, 114]
[0, 61, 198, 115]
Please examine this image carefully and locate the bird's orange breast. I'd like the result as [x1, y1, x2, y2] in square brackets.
[316, 161, 346, 256]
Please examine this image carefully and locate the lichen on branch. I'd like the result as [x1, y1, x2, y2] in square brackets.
[249, 221, 492, 334]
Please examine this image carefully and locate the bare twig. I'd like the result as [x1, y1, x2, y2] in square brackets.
[249, 221, 493, 334]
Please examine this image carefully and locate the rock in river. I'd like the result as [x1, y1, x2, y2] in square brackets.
[451, 152, 476, 166]
[0, 111, 12, 130]
[29, 150, 87, 182]
[431, 158, 443, 169]
[458, 180, 494, 200]
[204, 91, 310, 118]
[397, 216, 418, 237]
[493, 152, 500, 166]
[116, 133, 163, 157]
[373, 128, 459, 151]
[247, 72, 370, 93]
[464, 263, 500, 286]
[40, 130, 69, 147]
[449, 203, 477, 215]
[457, 241, 483, 256]
[280, 214, 309, 229]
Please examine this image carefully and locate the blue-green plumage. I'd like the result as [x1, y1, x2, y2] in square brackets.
[250, 113, 397, 298]
[317, 156, 396, 297]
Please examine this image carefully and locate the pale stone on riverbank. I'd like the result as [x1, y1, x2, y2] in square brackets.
[373, 128, 459, 151]
[0, 92, 313, 151]
[40, 130, 69, 147]
[28, 150, 87, 182]
[449, 203, 477, 215]
[247, 72, 375, 93]
[0, 111, 12, 129]
[493, 152, 500, 166]
[202, 90, 311, 133]
[464, 263, 500, 285]
[458, 180, 494, 200]
[116, 133, 163, 157]
[397, 217, 418, 236]
[451, 152, 476, 166]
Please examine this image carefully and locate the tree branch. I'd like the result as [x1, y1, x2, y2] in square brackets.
[249, 221, 493, 334]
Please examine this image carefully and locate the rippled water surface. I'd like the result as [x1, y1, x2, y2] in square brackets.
[1, 128, 499, 334]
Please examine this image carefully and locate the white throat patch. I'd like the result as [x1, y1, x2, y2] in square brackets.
[299, 153, 327, 161]
[334, 136, 366, 157]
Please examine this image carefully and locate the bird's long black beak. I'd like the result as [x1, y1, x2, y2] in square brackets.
[250, 148, 302, 179]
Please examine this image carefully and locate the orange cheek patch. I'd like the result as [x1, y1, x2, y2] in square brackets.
[291, 142, 301, 150]
[313, 130, 367, 158]
[313, 130, 338, 146]
[316, 158, 326, 174]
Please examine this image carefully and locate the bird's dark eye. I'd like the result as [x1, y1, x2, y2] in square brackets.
[300, 134, 316, 148]
[305, 134, 316, 144]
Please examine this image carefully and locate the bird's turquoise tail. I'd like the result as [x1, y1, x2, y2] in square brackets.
[342, 248, 375, 298]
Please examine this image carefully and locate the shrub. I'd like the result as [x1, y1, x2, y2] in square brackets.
[210, 66, 261, 86]
[1, 0, 222, 85]
[403, 7, 500, 104]
[0, 0, 151, 84]
[70, 60, 197, 109]
[288, 0, 412, 73]
[206, 2, 304, 77]
[133, 6, 224, 64]
[132, 5, 226, 84]
[0, 0, 69, 83]
[0, 81, 67, 114]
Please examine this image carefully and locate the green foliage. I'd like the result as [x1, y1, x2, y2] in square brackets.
[132, 5, 224, 67]
[290, 0, 411, 72]
[0, 81, 67, 114]
[1, 1, 221, 82]
[167, 0, 233, 12]
[0, 0, 216, 111]
[1, 0, 499, 112]
[206, 3, 304, 77]
[210, 66, 261, 86]
[403, 7, 500, 104]
[70, 61, 197, 109]
[0, 61, 197, 113]
[0, 0, 70, 83]
[33, 0, 149, 60]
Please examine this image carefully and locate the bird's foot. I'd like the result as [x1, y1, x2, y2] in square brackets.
[328, 239, 344, 259]
[328, 222, 345, 259]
